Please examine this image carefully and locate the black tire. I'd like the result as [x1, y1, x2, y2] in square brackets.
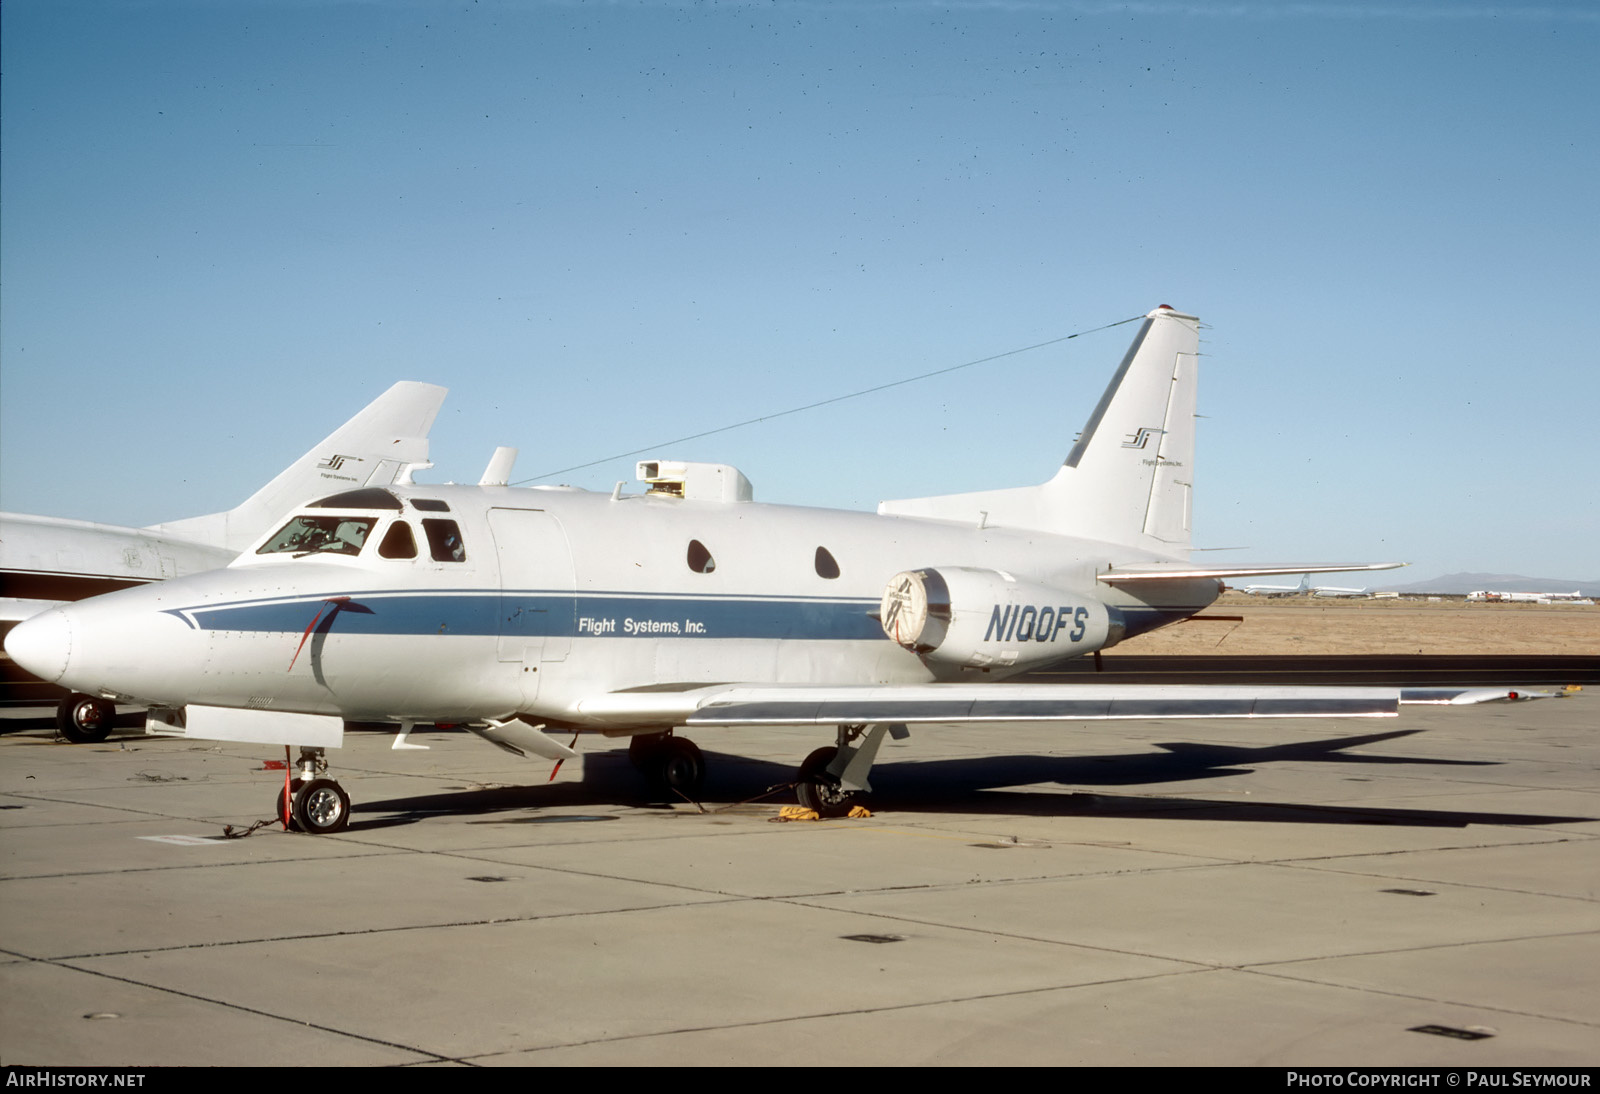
[796, 746, 854, 817]
[56, 694, 115, 744]
[291, 778, 351, 834]
[659, 736, 705, 797]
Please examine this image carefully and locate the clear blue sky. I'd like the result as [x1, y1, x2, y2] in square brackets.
[3, 0, 1596, 582]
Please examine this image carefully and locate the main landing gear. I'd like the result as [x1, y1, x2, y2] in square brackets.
[276, 746, 351, 834]
[793, 723, 908, 817]
[56, 693, 116, 744]
[625, 723, 908, 816]
[628, 732, 706, 799]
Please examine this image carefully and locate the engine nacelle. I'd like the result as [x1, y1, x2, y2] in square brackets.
[879, 567, 1123, 669]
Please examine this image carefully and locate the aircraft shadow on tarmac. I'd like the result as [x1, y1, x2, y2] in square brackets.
[353, 729, 1591, 831]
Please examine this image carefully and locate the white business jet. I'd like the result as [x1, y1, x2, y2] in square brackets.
[8, 307, 1421, 830]
[1, 381, 445, 739]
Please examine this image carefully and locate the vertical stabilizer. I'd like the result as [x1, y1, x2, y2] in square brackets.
[1054, 305, 1199, 550]
[149, 381, 447, 551]
[878, 306, 1200, 554]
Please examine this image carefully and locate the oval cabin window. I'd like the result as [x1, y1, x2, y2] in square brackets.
[814, 546, 840, 579]
[686, 539, 716, 574]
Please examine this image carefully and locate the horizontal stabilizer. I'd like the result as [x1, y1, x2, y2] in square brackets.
[1100, 561, 1405, 584]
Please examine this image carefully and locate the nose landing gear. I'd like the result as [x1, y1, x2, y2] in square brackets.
[276, 747, 351, 834]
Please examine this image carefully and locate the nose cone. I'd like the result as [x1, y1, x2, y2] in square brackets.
[5, 608, 72, 683]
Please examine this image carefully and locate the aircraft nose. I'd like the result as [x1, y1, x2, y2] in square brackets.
[5, 608, 72, 683]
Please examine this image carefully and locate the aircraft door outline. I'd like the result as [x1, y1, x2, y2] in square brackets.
[488, 508, 577, 703]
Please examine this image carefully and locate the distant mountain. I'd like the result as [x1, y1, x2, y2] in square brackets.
[1378, 572, 1600, 597]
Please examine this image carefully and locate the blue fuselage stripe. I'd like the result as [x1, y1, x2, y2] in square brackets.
[173, 591, 1199, 642]
[179, 593, 885, 641]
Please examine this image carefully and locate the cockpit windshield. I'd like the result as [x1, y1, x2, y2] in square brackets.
[257, 515, 377, 557]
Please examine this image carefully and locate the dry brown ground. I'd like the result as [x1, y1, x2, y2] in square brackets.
[1114, 593, 1600, 656]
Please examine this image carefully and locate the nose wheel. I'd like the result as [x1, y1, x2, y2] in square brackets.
[292, 779, 351, 833]
[275, 748, 351, 834]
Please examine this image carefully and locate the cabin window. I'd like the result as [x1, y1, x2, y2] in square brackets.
[412, 498, 451, 512]
[814, 546, 840, 580]
[257, 515, 376, 557]
[686, 539, 716, 574]
[422, 518, 467, 562]
[378, 521, 418, 560]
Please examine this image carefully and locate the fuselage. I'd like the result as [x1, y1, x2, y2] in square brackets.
[7, 482, 1221, 730]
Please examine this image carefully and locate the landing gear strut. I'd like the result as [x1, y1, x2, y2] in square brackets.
[56, 693, 115, 744]
[794, 723, 908, 817]
[628, 732, 706, 799]
[276, 747, 351, 834]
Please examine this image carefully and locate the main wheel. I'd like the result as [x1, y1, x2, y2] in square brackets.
[291, 778, 351, 834]
[795, 746, 854, 817]
[57, 694, 115, 744]
[658, 736, 705, 797]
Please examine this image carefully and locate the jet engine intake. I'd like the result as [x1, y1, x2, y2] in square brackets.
[879, 567, 1121, 669]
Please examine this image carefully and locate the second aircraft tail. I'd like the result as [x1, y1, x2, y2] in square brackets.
[149, 381, 448, 552]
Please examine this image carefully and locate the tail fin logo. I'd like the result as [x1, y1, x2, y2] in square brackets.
[1121, 427, 1165, 450]
[317, 454, 365, 471]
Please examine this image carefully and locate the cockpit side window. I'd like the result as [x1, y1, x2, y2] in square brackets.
[422, 518, 467, 562]
[257, 515, 376, 557]
[378, 520, 419, 560]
